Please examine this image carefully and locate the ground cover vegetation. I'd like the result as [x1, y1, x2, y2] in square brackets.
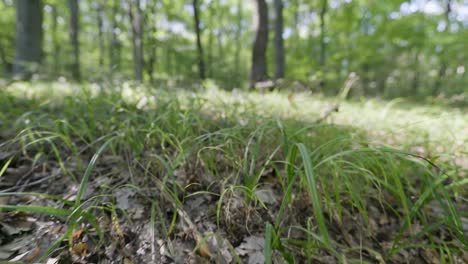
[0, 0, 467, 263]
[0, 83, 466, 263]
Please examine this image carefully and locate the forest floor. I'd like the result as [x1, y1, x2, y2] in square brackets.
[0, 82, 466, 263]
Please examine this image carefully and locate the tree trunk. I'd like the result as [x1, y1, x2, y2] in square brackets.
[13, 0, 43, 78]
[192, 0, 206, 80]
[274, 0, 285, 79]
[234, 0, 243, 82]
[51, 5, 60, 74]
[146, 1, 157, 82]
[411, 50, 420, 92]
[319, 0, 328, 89]
[250, 0, 269, 88]
[109, 0, 121, 72]
[68, 0, 80, 81]
[319, 0, 327, 67]
[433, 0, 451, 95]
[126, 0, 144, 82]
[97, 0, 105, 67]
[207, 0, 215, 78]
[0, 41, 9, 74]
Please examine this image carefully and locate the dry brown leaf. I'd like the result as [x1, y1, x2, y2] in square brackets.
[25, 246, 40, 262]
[123, 257, 134, 264]
[197, 241, 212, 259]
[0, 196, 10, 205]
[72, 229, 84, 241]
[72, 242, 88, 257]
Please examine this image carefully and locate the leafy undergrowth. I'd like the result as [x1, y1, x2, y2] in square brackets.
[0, 82, 466, 263]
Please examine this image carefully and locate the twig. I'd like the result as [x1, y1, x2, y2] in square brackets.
[176, 207, 213, 258]
[315, 104, 339, 123]
[0, 168, 62, 193]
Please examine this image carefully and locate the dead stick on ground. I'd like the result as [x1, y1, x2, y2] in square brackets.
[176, 207, 213, 258]
[315, 104, 339, 123]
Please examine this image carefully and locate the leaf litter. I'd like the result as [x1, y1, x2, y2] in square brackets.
[0, 95, 466, 263]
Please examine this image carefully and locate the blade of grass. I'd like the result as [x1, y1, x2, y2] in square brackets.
[297, 143, 331, 249]
[75, 135, 117, 207]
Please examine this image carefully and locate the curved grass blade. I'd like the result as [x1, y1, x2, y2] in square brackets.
[297, 143, 331, 249]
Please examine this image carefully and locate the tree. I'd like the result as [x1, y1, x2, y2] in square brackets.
[206, 0, 215, 78]
[250, 0, 269, 88]
[234, 0, 243, 82]
[146, 1, 158, 82]
[13, 0, 43, 78]
[51, 4, 60, 74]
[68, 0, 80, 80]
[109, 0, 121, 72]
[433, 0, 452, 95]
[192, 0, 205, 80]
[273, 0, 285, 79]
[319, 0, 327, 67]
[126, 0, 144, 81]
[96, 0, 105, 67]
[318, 0, 328, 89]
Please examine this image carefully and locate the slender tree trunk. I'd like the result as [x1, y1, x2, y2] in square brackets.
[68, 0, 80, 81]
[433, 0, 451, 95]
[207, 0, 215, 78]
[51, 5, 60, 74]
[234, 0, 243, 82]
[250, 0, 269, 88]
[215, 1, 225, 78]
[217, 29, 223, 67]
[0, 41, 8, 74]
[318, 0, 328, 89]
[97, 0, 105, 67]
[274, 0, 285, 79]
[126, 0, 144, 81]
[411, 50, 420, 92]
[319, 0, 327, 67]
[13, 0, 43, 78]
[109, 0, 121, 72]
[146, 1, 157, 82]
[192, 0, 206, 80]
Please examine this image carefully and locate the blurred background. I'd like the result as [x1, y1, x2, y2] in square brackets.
[0, 0, 467, 101]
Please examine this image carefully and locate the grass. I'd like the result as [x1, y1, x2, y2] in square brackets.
[0, 81, 466, 263]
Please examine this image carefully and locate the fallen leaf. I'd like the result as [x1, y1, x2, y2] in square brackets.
[72, 229, 84, 241]
[255, 187, 277, 205]
[10, 251, 30, 262]
[198, 241, 212, 259]
[0, 196, 10, 205]
[1, 220, 33, 236]
[248, 252, 265, 264]
[114, 187, 137, 210]
[235, 236, 265, 264]
[123, 257, 134, 264]
[25, 247, 40, 262]
[72, 242, 87, 257]
[46, 257, 60, 264]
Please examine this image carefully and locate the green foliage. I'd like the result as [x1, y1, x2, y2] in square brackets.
[2, 0, 466, 98]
